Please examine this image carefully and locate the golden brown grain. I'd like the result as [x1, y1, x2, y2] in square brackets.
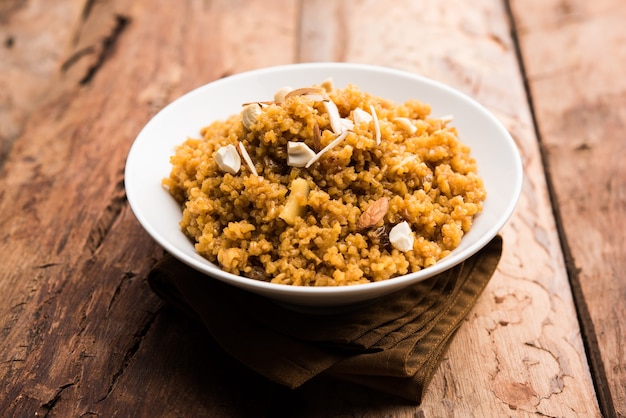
[163, 83, 486, 286]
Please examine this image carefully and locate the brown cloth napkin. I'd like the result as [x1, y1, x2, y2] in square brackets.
[148, 235, 502, 403]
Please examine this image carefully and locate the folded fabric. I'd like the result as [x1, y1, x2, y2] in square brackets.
[148, 235, 502, 403]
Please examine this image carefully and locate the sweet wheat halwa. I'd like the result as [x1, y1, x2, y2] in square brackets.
[163, 81, 486, 286]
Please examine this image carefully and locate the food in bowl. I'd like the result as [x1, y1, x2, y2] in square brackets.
[163, 80, 486, 286]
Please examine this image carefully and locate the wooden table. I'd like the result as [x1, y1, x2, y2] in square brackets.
[1, 1, 623, 416]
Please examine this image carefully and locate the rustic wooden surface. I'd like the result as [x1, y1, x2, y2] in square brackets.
[0, 0, 622, 416]
[512, 1, 626, 415]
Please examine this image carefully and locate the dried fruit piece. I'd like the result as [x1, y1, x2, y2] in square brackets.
[389, 221, 414, 252]
[242, 103, 262, 130]
[215, 144, 241, 174]
[358, 197, 389, 229]
[279, 178, 310, 225]
[287, 141, 316, 167]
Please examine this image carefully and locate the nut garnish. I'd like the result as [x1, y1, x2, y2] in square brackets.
[238, 142, 258, 176]
[215, 144, 241, 174]
[287, 141, 316, 167]
[274, 86, 293, 103]
[394, 117, 417, 134]
[305, 130, 349, 168]
[279, 178, 311, 225]
[440, 114, 454, 123]
[241, 101, 274, 107]
[324, 99, 343, 134]
[353, 107, 373, 124]
[389, 221, 414, 252]
[284, 87, 329, 101]
[242, 103, 262, 130]
[320, 78, 334, 92]
[370, 104, 381, 145]
[313, 122, 322, 152]
[340, 118, 355, 131]
[358, 196, 389, 229]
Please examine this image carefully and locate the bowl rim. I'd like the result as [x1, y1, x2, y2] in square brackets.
[125, 62, 523, 300]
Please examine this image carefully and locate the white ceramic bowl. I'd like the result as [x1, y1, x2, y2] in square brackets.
[125, 63, 522, 309]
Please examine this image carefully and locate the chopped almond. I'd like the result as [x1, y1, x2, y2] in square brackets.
[238, 142, 258, 176]
[305, 130, 349, 168]
[370, 104, 381, 145]
[358, 197, 389, 229]
[287, 142, 316, 167]
[284, 87, 329, 101]
[389, 221, 414, 252]
[324, 100, 343, 134]
[353, 107, 373, 124]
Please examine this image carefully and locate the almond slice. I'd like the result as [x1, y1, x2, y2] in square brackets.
[238, 142, 258, 176]
[284, 87, 329, 101]
[241, 101, 275, 107]
[370, 104, 381, 145]
[324, 100, 343, 134]
[358, 197, 389, 229]
[305, 130, 349, 168]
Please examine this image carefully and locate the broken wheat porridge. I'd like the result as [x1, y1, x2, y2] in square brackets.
[163, 81, 486, 286]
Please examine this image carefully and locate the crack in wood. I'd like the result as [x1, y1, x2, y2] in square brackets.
[86, 180, 126, 254]
[96, 309, 160, 403]
[80, 15, 130, 86]
[61, 46, 96, 73]
[81, 0, 97, 21]
[505, 3, 618, 414]
[106, 271, 136, 313]
[35, 382, 75, 418]
[34, 263, 61, 269]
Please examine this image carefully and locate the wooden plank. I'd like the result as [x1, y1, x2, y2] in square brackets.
[0, 0, 602, 416]
[511, 0, 626, 415]
[299, 0, 601, 415]
[0, 0, 86, 164]
[0, 0, 299, 416]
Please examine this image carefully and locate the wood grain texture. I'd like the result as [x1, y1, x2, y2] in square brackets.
[302, 0, 601, 416]
[512, 0, 626, 415]
[0, 0, 86, 165]
[0, 0, 606, 416]
[0, 0, 298, 416]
